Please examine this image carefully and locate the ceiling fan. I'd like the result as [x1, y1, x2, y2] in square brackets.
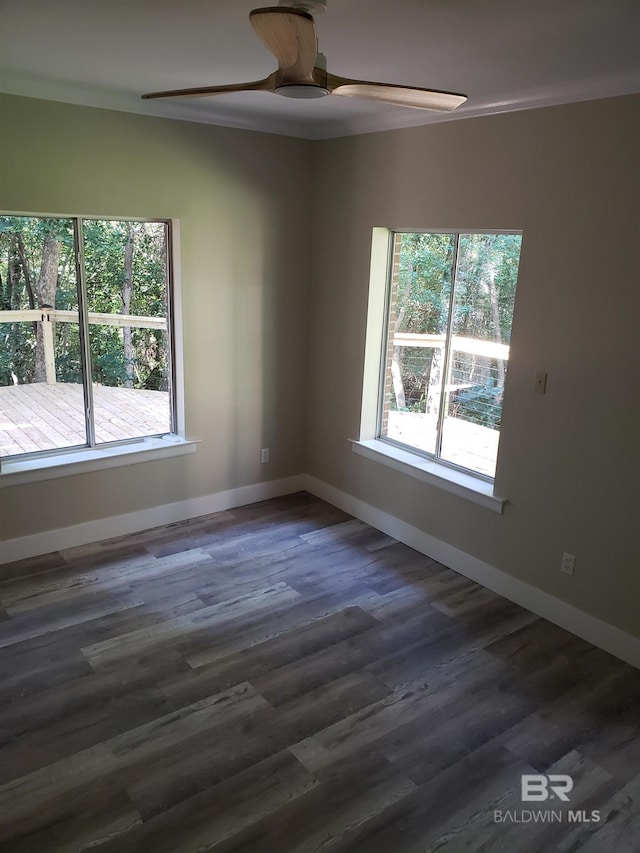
[142, 1, 467, 112]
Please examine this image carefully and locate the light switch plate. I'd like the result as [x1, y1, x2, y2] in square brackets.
[534, 371, 548, 394]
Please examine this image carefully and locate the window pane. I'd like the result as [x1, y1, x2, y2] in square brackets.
[83, 220, 171, 443]
[440, 233, 522, 477]
[381, 232, 455, 455]
[0, 216, 87, 457]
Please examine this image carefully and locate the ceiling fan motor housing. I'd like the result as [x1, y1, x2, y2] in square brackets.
[275, 83, 329, 98]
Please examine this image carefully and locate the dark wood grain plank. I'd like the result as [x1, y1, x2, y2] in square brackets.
[124, 670, 393, 819]
[94, 750, 317, 853]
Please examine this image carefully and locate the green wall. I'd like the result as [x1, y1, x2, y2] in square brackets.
[0, 94, 313, 538]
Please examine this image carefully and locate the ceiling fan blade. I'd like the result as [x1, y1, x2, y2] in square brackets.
[327, 74, 467, 112]
[142, 73, 277, 100]
[250, 7, 317, 82]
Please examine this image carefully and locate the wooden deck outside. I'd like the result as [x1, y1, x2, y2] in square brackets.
[0, 382, 170, 457]
[386, 410, 500, 477]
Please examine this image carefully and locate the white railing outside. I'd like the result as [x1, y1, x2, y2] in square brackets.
[0, 309, 167, 385]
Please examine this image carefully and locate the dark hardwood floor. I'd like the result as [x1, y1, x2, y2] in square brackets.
[0, 492, 639, 852]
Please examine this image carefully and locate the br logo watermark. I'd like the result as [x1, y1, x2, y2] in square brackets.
[521, 774, 573, 802]
[493, 774, 601, 825]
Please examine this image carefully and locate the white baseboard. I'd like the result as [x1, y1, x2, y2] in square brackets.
[1, 475, 306, 565]
[3, 470, 638, 669]
[303, 475, 640, 670]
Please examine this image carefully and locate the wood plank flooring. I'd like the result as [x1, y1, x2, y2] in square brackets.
[0, 492, 639, 852]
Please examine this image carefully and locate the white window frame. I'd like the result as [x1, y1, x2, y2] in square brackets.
[354, 227, 519, 513]
[0, 214, 194, 485]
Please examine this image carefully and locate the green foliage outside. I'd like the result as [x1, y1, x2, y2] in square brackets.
[392, 232, 522, 429]
[0, 216, 169, 390]
[0, 216, 74, 384]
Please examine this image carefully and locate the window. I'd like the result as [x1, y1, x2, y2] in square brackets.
[0, 214, 178, 463]
[377, 230, 522, 480]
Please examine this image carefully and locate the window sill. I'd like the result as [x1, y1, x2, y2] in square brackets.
[350, 439, 506, 513]
[0, 435, 198, 487]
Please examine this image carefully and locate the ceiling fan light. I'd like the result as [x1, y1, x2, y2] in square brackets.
[275, 84, 329, 99]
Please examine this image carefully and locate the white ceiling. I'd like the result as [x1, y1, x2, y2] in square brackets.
[1, 0, 639, 139]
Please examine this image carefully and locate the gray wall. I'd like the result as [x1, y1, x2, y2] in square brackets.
[307, 95, 640, 637]
[0, 94, 313, 540]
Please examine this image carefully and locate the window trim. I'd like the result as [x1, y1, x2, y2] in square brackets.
[0, 435, 197, 487]
[350, 438, 506, 513]
[0, 212, 187, 474]
[358, 227, 519, 508]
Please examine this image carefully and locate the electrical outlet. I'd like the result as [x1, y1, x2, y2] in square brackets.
[561, 552, 575, 575]
[260, 447, 270, 464]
